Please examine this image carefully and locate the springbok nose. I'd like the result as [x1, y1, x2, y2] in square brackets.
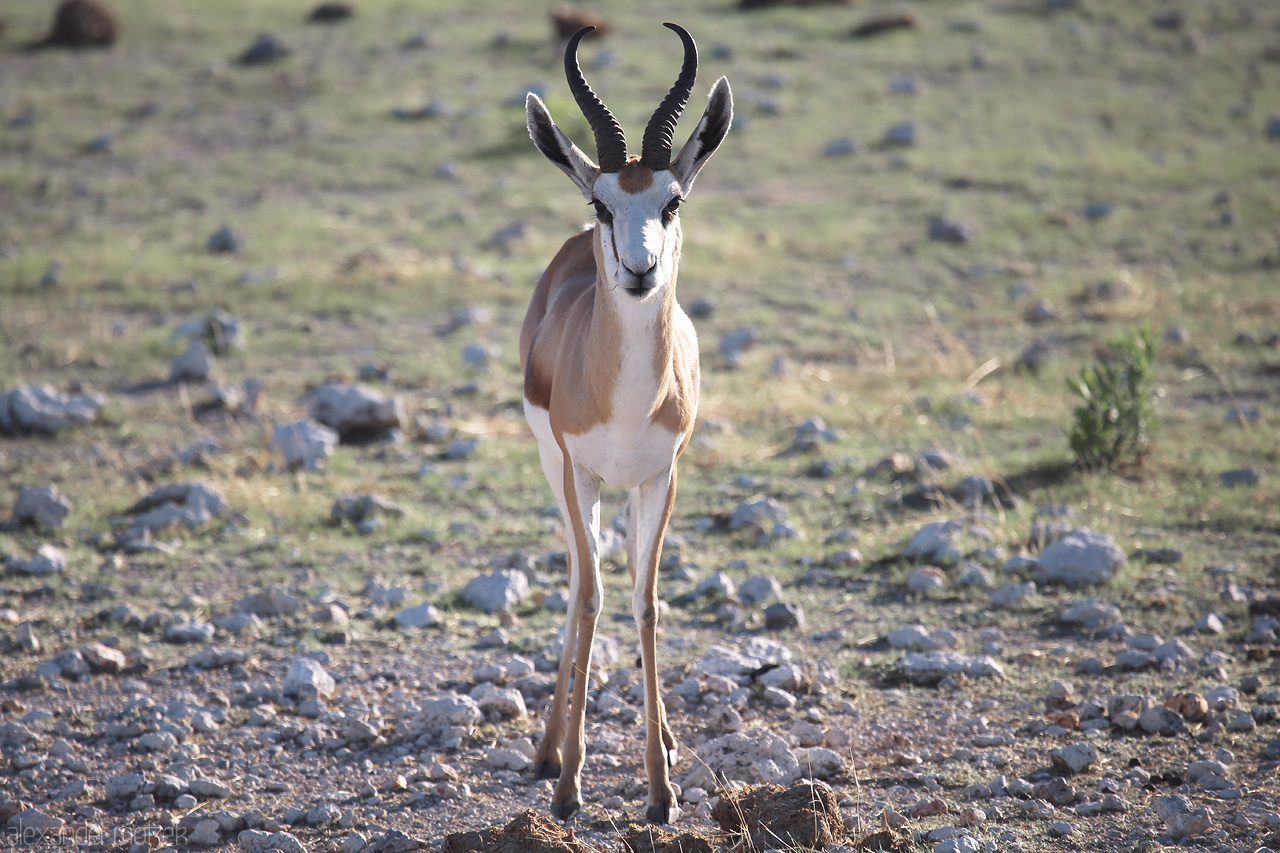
[625, 260, 657, 278]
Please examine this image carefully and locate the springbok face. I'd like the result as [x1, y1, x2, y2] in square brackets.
[526, 23, 733, 300]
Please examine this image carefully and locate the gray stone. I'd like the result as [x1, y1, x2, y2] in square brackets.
[271, 420, 339, 470]
[929, 216, 971, 244]
[189, 778, 235, 799]
[235, 586, 304, 617]
[171, 339, 214, 382]
[0, 383, 106, 435]
[107, 773, 147, 800]
[1034, 530, 1125, 587]
[990, 581, 1035, 608]
[728, 495, 786, 531]
[823, 137, 857, 156]
[901, 652, 1004, 684]
[331, 494, 405, 526]
[306, 802, 341, 827]
[1154, 795, 1213, 840]
[1138, 707, 1186, 736]
[126, 481, 227, 535]
[719, 327, 757, 367]
[738, 574, 781, 606]
[283, 658, 336, 699]
[206, 223, 244, 252]
[461, 570, 529, 613]
[7, 808, 65, 835]
[695, 571, 736, 599]
[11, 484, 72, 530]
[883, 121, 917, 146]
[310, 383, 404, 441]
[189, 819, 222, 847]
[1219, 468, 1262, 488]
[165, 618, 216, 644]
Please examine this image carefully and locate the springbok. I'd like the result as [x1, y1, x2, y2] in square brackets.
[520, 23, 732, 824]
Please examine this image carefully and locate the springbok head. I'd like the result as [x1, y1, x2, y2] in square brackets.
[526, 23, 733, 299]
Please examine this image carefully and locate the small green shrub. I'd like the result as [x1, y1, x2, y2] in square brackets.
[1067, 325, 1157, 471]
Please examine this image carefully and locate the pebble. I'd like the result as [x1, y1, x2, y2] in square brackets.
[883, 121, 917, 146]
[10, 484, 72, 530]
[393, 602, 441, 629]
[929, 216, 972, 244]
[461, 569, 529, 613]
[206, 224, 243, 253]
[310, 383, 404, 443]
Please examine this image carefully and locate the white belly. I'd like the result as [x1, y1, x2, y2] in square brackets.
[563, 421, 681, 490]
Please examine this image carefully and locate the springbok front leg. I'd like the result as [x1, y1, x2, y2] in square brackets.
[629, 466, 681, 824]
[549, 459, 603, 821]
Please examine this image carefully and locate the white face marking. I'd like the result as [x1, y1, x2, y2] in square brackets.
[590, 172, 683, 298]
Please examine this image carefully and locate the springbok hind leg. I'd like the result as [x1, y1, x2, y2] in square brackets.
[630, 468, 681, 824]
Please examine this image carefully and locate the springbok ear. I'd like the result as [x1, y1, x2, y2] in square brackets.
[671, 76, 733, 192]
[527, 93, 598, 198]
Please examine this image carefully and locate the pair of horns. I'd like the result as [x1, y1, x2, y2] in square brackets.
[565, 22, 697, 173]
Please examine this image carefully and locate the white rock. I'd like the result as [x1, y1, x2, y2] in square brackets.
[283, 658, 336, 699]
[461, 569, 529, 613]
[1034, 529, 1126, 587]
[393, 602, 441, 629]
[477, 688, 526, 719]
[165, 618, 216, 644]
[904, 519, 963, 565]
[7, 543, 67, 576]
[126, 481, 227, 534]
[680, 730, 800, 789]
[792, 747, 845, 779]
[1050, 742, 1098, 775]
[239, 830, 308, 853]
[888, 625, 936, 651]
[1058, 598, 1122, 630]
[485, 747, 531, 771]
[271, 420, 339, 471]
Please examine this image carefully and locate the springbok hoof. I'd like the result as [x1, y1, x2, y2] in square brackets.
[533, 760, 562, 780]
[645, 802, 680, 825]
[551, 798, 580, 822]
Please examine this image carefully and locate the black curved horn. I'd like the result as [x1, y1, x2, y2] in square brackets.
[640, 23, 698, 171]
[565, 26, 627, 173]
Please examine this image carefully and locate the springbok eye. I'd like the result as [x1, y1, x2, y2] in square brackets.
[662, 197, 682, 223]
[591, 199, 613, 225]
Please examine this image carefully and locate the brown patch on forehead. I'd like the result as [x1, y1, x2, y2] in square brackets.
[617, 160, 654, 194]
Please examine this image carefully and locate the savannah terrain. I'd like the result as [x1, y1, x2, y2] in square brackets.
[1, 0, 1279, 851]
